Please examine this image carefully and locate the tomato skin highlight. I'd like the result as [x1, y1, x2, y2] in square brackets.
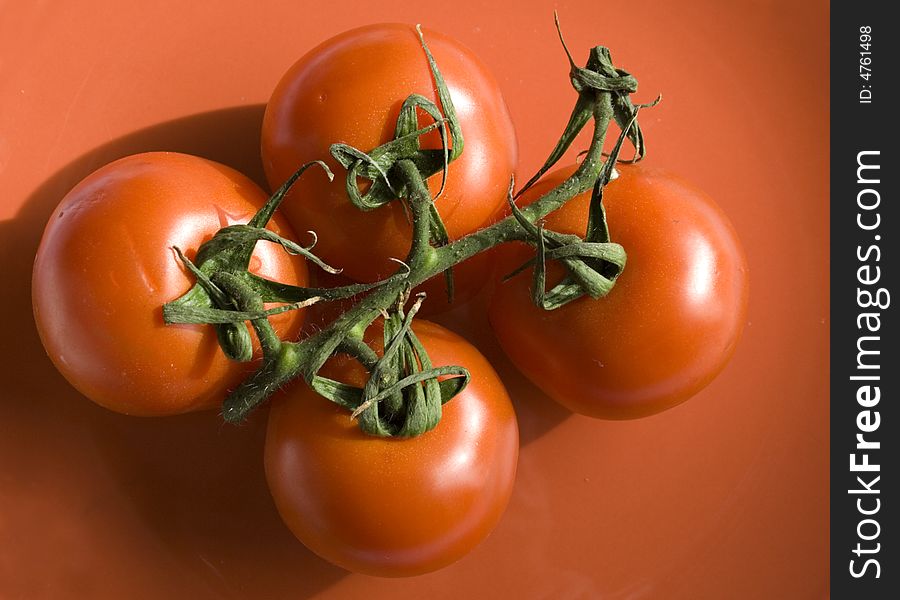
[261, 23, 517, 307]
[32, 152, 308, 416]
[264, 320, 519, 577]
[489, 164, 749, 419]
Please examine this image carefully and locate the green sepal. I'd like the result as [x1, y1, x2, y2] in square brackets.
[326, 26, 460, 303]
[250, 160, 333, 228]
[162, 300, 312, 325]
[517, 17, 650, 198]
[161, 160, 336, 360]
[196, 225, 340, 275]
[165, 248, 253, 361]
[305, 293, 468, 437]
[310, 376, 363, 411]
[516, 95, 594, 199]
[504, 106, 644, 310]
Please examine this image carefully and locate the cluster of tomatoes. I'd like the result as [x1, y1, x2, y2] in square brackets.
[31, 23, 748, 576]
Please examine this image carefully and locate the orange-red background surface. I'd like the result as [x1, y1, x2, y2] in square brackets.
[0, 1, 828, 598]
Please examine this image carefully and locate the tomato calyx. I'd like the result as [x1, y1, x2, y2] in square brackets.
[160, 161, 333, 361]
[328, 25, 461, 302]
[501, 108, 639, 310]
[484, 14, 664, 310]
[312, 291, 469, 437]
[160, 160, 405, 391]
[162, 161, 405, 328]
[504, 190, 626, 310]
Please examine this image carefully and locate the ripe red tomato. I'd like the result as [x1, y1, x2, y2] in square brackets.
[490, 164, 749, 419]
[32, 152, 308, 416]
[260, 23, 517, 308]
[264, 319, 519, 577]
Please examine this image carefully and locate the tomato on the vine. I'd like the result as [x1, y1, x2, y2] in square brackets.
[490, 164, 749, 419]
[261, 23, 517, 308]
[264, 319, 519, 577]
[32, 152, 308, 416]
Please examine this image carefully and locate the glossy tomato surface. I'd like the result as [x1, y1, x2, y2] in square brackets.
[261, 23, 517, 307]
[32, 152, 308, 416]
[265, 319, 519, 577]
[490, 164, 749, 419]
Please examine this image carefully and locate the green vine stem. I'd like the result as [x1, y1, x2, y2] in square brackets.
[163, 19, 655, 436]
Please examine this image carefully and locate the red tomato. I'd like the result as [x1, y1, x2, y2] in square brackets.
[490, 164, 749, 419]
[264, 319, 519, 577]
[260, 23, 517, 308]
[32, 152, 308, 416]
